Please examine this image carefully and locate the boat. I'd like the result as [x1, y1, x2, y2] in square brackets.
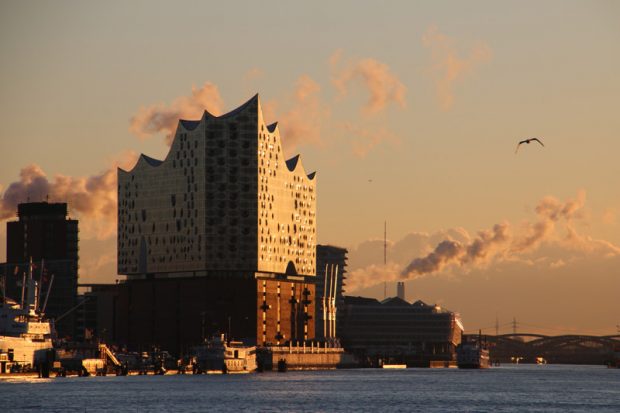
[0, 261, 54, 374]
[457, 333, 490, 369]
[382, 364, 407, 369]
[609, 345, 620, 368]
[192, 334, 257, 374]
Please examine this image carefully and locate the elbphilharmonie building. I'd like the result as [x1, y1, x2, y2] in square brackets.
[116, 95, 317, 351]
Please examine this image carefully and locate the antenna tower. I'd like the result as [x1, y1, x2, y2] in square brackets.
[383, 221, 387, 298]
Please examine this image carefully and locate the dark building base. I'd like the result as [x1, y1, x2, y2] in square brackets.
[110, 274, 315, 356]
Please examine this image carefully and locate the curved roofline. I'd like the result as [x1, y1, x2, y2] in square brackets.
[285, 154, 300, 171]
[176, 94, 260, 133]
[120, 153, 163, 173]
[267, 122, 278, 133]
[219, 93, 259, 119]
[284, 154, 316, 181]
[179, 119, 201, 131]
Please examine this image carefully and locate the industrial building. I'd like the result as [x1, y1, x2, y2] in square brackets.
[1, 202, 79, 338]
[339, 292, 463, 366]
[116, 95, 317, 353]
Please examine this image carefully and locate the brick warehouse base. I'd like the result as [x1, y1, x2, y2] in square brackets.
[112, 274, 315, 356]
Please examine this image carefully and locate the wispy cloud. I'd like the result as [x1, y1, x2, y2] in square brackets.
[337, 122, 400, 159]
[243, 67, 264, 82]
[266, 75, 331, 155]
[423, 25, 491, 110]
[330, 49, 406, 115]
[129, 82, 225, 146]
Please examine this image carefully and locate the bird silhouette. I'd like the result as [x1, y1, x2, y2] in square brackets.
[515, 137, 544, 154]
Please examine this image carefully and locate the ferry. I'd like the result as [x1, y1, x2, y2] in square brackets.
[457, 333, 490, 369]
[192, 334, 257, 374]
[0, 262, 54, 374]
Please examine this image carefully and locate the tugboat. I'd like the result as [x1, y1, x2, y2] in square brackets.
[192, 334, 257, 374]
[0, 261, 54, 374]
[456, 331, 490, 369]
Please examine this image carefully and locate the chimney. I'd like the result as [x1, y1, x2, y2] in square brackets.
[396, 282, 405, 300]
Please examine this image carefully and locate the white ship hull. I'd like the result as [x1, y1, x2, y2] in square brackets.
[0, 335, 53, 366]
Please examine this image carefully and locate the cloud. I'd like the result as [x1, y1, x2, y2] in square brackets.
[266, 75, 330, 154]
[602, 208, 616, 225]
[347, 263, 403, 291]
[346, 191, 620, 290]
[243, 67, 264, 82]
[129, 82, 225, 146]
[0, 151, 137, 240]
[423, 25, 491, 110]
[330, 50, 406, 115]
[338, 122, 400, 158]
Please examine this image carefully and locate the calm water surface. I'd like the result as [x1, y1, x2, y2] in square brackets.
[1, 364, 619, 412]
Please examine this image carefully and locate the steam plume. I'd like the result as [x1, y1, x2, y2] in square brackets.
[129, 82, 224, 146]
[347, 192, 620, 290]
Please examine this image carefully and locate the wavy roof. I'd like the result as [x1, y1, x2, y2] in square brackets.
[123, 94, 315, 181]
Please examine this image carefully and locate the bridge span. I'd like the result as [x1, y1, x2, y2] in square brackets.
[465, 333, 620, 365]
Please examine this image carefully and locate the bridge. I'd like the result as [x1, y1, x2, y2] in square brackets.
[470, 333, 620, 365]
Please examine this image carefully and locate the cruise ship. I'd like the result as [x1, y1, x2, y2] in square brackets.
[0, 263, 54, 373]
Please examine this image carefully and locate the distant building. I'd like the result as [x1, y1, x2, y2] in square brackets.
[315, 245, 347, 340]
[116, 95, 317, 353]
[2, 202, 79, 338]
[76, 283, 119, 343]
[339, 296, 463, 366]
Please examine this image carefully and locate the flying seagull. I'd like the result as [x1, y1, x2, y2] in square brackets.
[515, 137, 544, 154]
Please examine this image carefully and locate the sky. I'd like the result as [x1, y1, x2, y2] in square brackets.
[1, 1, 619, 335]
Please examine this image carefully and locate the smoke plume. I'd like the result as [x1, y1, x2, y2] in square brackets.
[129, 82, 225, 146]
[330, 50, 406, 115]
[402, 223, 510, 277]
[422, 25, 491, 110]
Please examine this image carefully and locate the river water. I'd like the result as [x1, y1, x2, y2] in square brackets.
[1, 364, 619, 412]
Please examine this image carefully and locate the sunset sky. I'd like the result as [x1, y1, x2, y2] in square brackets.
[1, 1, 618, 335]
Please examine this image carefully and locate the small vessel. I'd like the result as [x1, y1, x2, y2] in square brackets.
[0, 261, 54, 374]
[609, 345, 620, 368]
[457, 333, 490, 369]
[192, 334, 257, 374]
[382, 364, 407, 369]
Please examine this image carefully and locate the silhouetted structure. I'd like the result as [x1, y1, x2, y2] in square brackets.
[339, 296, 463, 366]
[2, 202, 78, 338]
[486, 333, 620, 365]
[76, 283, 119, 343]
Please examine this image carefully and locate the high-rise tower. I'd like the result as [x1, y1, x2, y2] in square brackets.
[3, 202, 79, 337]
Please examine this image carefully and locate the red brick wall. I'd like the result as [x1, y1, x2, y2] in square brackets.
[256, 279, 315, 346]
